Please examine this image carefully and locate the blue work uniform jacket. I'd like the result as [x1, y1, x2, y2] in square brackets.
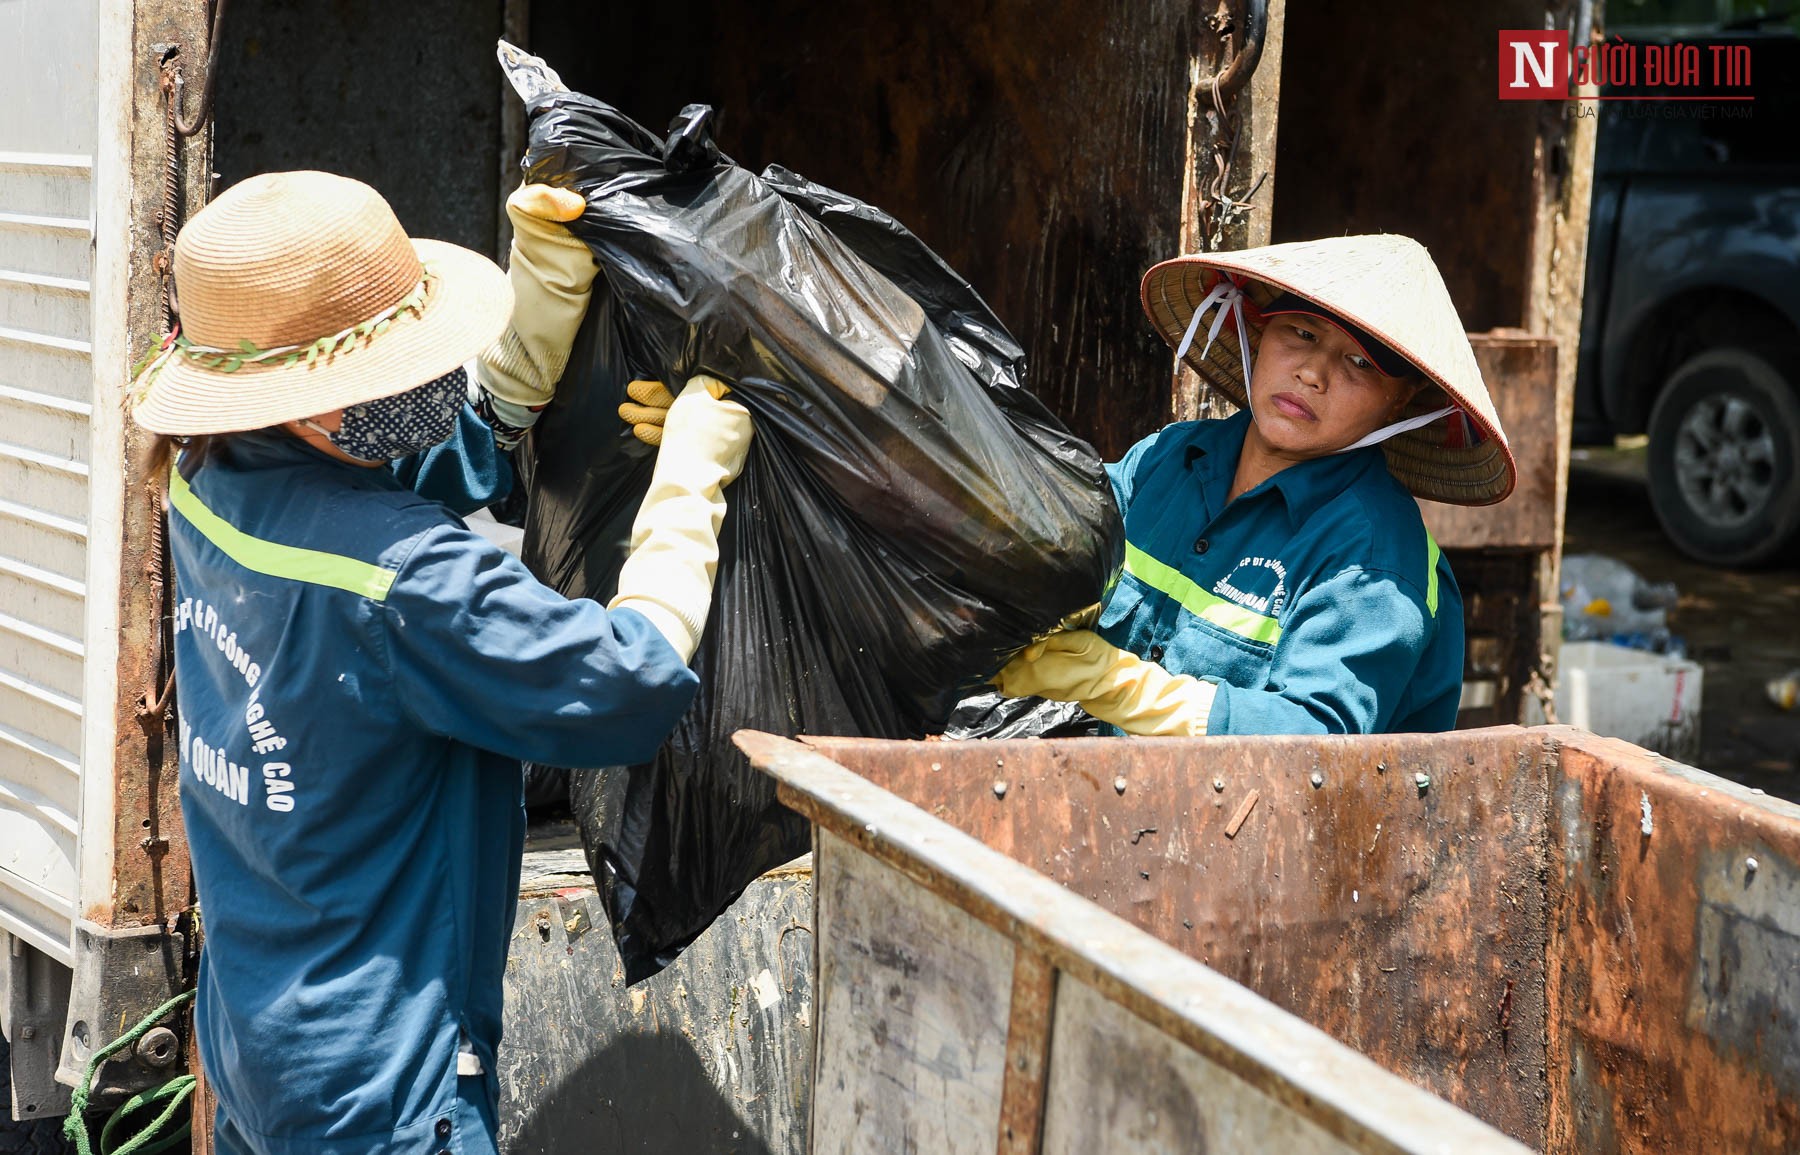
[1099, 411, 1463, 734]
[166, 419, 698, 1154]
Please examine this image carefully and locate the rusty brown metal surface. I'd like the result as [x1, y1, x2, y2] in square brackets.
[1543, 728, 1800, 1155]
[538, 1, 1212, 461]
[805, 729, 1556, 1148]
[1422, 334, 1560, 551]
[738, 730, 1531, 1154]
[996, 949, 1056, 1155]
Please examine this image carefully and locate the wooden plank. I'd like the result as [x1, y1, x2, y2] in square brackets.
[1421, 334, 1560, 550]
[996, 949, 1055, 1155]
[737, 730, 1531, 1155]
[1223, 788, 1259, 839]
[808, 729, 1555, 1149]
[1543, 728, 1800, 1154]
[812, 829, 1014, 1155]
[1041, 979, 1361, 1154]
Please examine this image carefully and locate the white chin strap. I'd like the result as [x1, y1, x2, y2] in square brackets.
[1175, 278, 1255, 392]
[1335, 404, 1459, 453]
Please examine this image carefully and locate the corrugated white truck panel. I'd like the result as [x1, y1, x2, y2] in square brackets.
[0, 0, 104, 968]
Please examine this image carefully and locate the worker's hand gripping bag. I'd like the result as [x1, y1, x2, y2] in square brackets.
[502, 51, 1122, 981]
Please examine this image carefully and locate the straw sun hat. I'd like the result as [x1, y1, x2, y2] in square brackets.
[1141, 235, 1516, 506]
[132, 171, 513, 436]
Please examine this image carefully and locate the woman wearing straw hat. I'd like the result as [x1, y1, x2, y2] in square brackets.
[130, 170, 750, 1155]
[994, 235, 1514, 736]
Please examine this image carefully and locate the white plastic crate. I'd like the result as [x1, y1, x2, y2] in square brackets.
[1551, 641, 1704, 763]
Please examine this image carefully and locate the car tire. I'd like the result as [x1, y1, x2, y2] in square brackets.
[0, 1034, 74, 1154]
[1646, 346, 1800, 566]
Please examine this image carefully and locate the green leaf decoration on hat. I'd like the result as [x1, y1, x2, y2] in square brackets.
[131, 265, 440, 396]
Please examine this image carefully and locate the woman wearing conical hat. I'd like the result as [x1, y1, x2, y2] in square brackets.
[130, 171, 749, 1155]
[994, 236, 1515, 736]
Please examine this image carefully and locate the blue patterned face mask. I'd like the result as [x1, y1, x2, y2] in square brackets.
[304, 366, 467, 462]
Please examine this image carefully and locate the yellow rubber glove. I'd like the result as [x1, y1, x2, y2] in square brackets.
[618, 379, 676, 446]
[992, 629, 1217, 737]
[608, 375, 753, 663]
[477, 183, 598, 414]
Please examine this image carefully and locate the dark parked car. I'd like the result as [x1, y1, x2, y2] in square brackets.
[1575, 19, 1800, 564]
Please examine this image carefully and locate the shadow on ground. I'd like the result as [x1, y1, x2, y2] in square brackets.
[505, 1031, 775, 1155]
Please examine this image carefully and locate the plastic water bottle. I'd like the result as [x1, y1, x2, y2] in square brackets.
[1561, 554, 1680, 651]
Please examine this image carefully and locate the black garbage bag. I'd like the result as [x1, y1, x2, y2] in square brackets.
[940, 692, 1103, 741]
[504, 51, 1123, 981]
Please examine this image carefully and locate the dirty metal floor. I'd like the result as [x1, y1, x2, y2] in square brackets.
[1564, 448, 1800, 800]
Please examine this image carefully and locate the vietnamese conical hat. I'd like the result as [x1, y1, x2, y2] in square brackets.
[132, 171, 513, 436]
[1141, 235, 1516, 506]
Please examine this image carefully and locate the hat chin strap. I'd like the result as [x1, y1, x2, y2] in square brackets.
[1176, 278, 1255, 390]
[1336, 405, 1458, 453]
[1176, 284, 1460, 454]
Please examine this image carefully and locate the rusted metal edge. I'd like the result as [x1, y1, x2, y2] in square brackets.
[1538, 726, 1800, 822]
[996, 949, 1055, 1155]
[735, 731, 1530, 1155]
[808, 727, 1535, 760]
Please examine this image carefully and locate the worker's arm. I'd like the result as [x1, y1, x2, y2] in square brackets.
[377, 527, 700, 769]
[992, 629, 1217, 736]
[607, 375, 753, 663]
[386, 184, 595, 509]
[473, 183, 599, 448]
[994, 565, 1437, 736]
[376, 374, 750, 765]
[388, 402, 512, 516]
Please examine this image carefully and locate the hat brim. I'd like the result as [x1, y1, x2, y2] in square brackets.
[132, 238, 514, 436]
[1141, 252, 1518, 507]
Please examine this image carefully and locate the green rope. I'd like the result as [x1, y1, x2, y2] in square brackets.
[97, 1077, 194, 1155]
[62, 989, 197, 1155]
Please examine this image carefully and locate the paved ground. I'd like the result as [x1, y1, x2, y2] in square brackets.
[1563, 446, 1800, 803]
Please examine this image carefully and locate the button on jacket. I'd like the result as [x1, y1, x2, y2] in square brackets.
[1099, 411, 1463, 735]
[167, 427, 697, 1154]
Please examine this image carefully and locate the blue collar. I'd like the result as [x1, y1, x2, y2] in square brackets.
[207, 428, 399, 485]
[1184, 410, 1388, 529]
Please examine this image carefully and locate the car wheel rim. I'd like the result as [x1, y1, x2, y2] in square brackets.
[1673, 393, 1779, 528]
